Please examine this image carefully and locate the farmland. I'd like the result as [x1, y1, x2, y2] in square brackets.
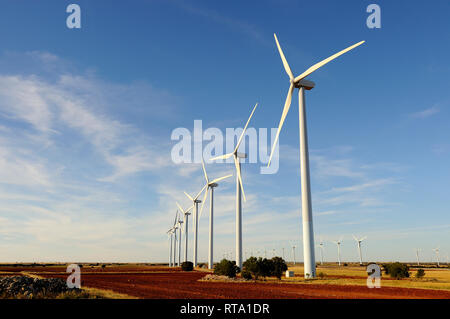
[1, 263, 449, 299]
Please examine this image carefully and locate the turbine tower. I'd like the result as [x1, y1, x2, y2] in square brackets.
[332, 238, 343, 266]
[176, 202, 193, 262]
[268, 34, 365, 278]
[416, 248, 421, 266]
[210, 102, 259, 269]
[199, 159, 232, 269]
[184, 187, 206, 267]
[352, 235, 367, 266]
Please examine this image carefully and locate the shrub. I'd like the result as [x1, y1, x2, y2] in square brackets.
[383, 262, 410, 279]
[259, 258, 274, 279]
[241, 270, 253, 280]
[415, 268, 425, 279]
[343, 263, 348, 267]
[214, 259, 239, 278]
[271, 257, 288, 279]
[318, 272, 325, 279]
[243, 257, 260, 279]
[181, 261, 193, 271]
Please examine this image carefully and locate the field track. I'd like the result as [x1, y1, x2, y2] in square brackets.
[2, 265, 450, 299]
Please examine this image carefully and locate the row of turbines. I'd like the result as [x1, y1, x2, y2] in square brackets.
[167, 33, 369, 277]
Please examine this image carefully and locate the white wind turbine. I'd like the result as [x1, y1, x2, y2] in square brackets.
[176, 212, 183, 266]
[210, 102, 259, 269]
[291, 245, 296, 265]
[352, 235, 367, 266]
[198, 159, 232, 269]
[267, 34, 365, 278]
[184, 187, 207, 267]
[416, 248, 421, 266]
[332, 238, 343, 266]
[167, 228, 174, 267]
[176, 202, 193, 263]
[318, 239, 325, 265]
[172, 212, 179, 267]
[432, 247, 440, 266]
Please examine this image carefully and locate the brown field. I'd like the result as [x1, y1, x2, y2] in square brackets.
[1, 263, 450, 299]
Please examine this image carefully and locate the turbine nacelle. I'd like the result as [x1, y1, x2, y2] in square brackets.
[294, 79, 315, 90]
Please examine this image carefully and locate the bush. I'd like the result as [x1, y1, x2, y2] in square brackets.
[214, 259, 239, 278]
[415, 268, 425, 278]
[259, 258, 274, 279]
[181, 261, 193, 271]
[318, 272, 325, 279]
[271, 257, 288, 279]
[243, 257, 260, 279]
[241, 270, 252, 280]
[383, 262, 409, 279]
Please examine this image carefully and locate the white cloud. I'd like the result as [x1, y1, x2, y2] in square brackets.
[409, 106, 440, 118]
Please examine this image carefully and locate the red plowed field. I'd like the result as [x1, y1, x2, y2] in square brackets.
[31, 268, 450, 299]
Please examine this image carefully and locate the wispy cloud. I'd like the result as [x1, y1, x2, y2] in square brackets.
[409, 106, 440, 119]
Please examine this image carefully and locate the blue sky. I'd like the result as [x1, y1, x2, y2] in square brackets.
[0, 0, 449, 263]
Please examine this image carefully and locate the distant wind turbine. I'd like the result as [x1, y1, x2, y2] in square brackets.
[267, 34, 365, 278]
[210, 102, 259, 269]
[318, 239, 325, 265]
[352, 235, 367, 266]
[176, 202, 193, 262]
[416, 248, 421, 266]
[198, 159, 232, 269]
[433, 247, 440, 267]
[176, 212, 183, 266]
[332, 238, 343, 266]
[183, 187, 206, 267]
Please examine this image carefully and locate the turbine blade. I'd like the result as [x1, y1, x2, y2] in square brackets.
[209, 152, 234, 161]
[234, 155, 246, 202]
[234, 103, 259, 153]
[173, 211, 178, 227]
[176, 202, 184, 214]
[199, 187, 209, 219]
[267, 82, 294, 167]
[210, 174, 233, 184]
[184, 191, 194, 202]
[194, 184, 207, 201]
[352, 234, 357, 241]
[360, 236, 367, 242]
[294, 40, 365, 83]
[274, 33, 294, 81]
[201, 159, 209, 184]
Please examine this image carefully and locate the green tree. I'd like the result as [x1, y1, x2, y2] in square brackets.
[270, 257, 288, 279]
[214, 259, 239, 278]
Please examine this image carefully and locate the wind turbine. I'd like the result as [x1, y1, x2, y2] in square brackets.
[167, 228, 173, 267]
[210, 102, 259, 269]
[176, 202, 193, 262]
[183, 187, 205, 267]
[318, 239, 325, 265]
[177, 212, 183, 266]
[352, 235, 367, 266]
[267, 34, 365, 278]
[198, 159, 232, 269]
[291, 245, 296, 265]
[172, 211, 180, 267]
[416, 248, 421, 266]
[332, 238, 343, 266]
[433, 247, 440, 267]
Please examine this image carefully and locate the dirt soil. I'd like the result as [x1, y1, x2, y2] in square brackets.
[21, 267, 450, 299]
